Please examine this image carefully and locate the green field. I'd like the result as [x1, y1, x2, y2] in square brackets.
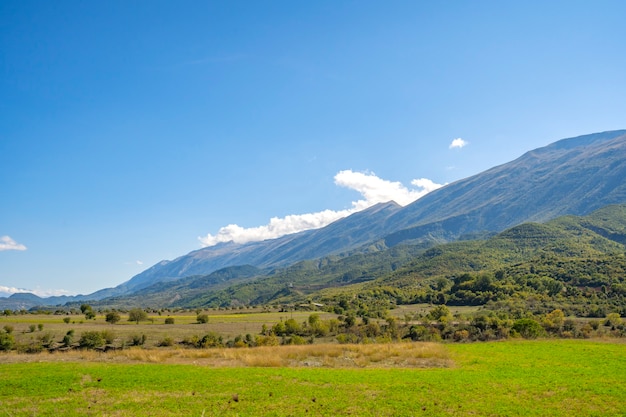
[1, 339, 624, 416]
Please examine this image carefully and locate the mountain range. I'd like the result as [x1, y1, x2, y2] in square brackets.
[3, 129, 626, 310]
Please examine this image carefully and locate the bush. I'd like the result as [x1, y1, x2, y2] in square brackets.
[512, 318, 545, 339]
[0, 331, 14, 351]
[197, 314, 209, 324]
[158, 337, 175, 347]
[16, 339, 44, 354]
[286, 335, 307, 345]
[63, 317, 71, 324]
[604, 313, 622, 328]
[3, 325, 14, 334]
[101, 330, 116, 344]
[129, 334, 147, 346]
[62, 330, 74, 347]
[164, 317, 175, 325]
[128, 308, 148, 324]
[105, 311, 121, 324]
[79, 331, 106, 349]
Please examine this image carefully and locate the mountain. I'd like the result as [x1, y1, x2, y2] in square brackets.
[0, 292, 91, 311]
[382, 129, 626, 245]
[4, 129, 625, 309]
[132, 203, 626, 309]
[115, 129, 626, 294]
[113, 200, 403, 293]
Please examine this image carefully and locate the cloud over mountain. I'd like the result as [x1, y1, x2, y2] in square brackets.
[198, 170, 444, 247]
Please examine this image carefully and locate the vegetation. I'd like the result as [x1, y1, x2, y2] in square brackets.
[0, 340, 624, 416]
[127, 308, 147, 324]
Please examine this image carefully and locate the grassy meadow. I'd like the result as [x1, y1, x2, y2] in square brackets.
[0, 308, 339, 348]
[1, 339, 625, 416]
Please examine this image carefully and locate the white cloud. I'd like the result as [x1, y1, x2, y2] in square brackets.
[0, 236, 27, 251]
[199, 170, 445, 247]
[449, 138, 468, 149]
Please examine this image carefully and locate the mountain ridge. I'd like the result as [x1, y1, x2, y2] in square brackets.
[3, 129, 626, 309]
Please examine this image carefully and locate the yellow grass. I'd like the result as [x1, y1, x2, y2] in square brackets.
[0, 342, 451, 368]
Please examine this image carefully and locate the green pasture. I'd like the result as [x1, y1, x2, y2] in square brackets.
[1, 339, 624, 416]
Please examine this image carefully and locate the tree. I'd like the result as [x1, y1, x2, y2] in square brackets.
[105, 311, 121, 324]
[81, 304, 95, 320]
[512, 318, 545, 339]
[128, 308, 148, 324]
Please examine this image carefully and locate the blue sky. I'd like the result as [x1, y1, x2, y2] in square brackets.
[1, 1, 625, 296]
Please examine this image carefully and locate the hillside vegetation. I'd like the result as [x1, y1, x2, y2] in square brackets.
[170, 205, 626, 319]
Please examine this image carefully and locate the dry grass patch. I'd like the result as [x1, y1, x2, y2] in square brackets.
[1, 342, 451, 368]
[123, 342, 452, 368]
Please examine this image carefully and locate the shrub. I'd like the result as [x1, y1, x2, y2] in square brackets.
[286, 335, 307, 345]
[604, 313, 622, 328]
[284, 318, 301, 335]
[512, 318, 545, 339]
[3, 325, 14, 334]
[16, 339, 44, 354]
[28, 324, 36, 333]
[427, 305, 452, 322]
[79, 331, 106, 349]
[198, 332, 222, 348]
[62, 330, 74, 347]
[336, 333, 360, 344]
[38, 332, 53, 347]
[128, 308, 148, 324]
[101, 330, 116, 344]
[63, 317, 71, 324]
[158, 337, 175, 347]
[105, 311, 121, 324]
[164, 317, 175, 324]
[196, 314, 209, 324]
[255, 335, 280, 346]
[129, 334, 147, 346]
[0, 331, 14, 351]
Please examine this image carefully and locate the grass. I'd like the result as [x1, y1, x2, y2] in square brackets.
[0, 310, 338, 347]
[0, 341, 450, 368]
[0, 339, 624, 416]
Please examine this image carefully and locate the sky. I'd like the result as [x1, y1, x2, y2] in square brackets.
[1, 1, 625, 297]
